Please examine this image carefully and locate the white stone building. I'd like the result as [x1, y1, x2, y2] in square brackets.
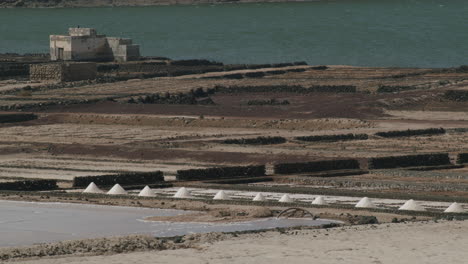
[50, 28, 140, 62]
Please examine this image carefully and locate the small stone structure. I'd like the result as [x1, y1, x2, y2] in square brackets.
[50, 28, 140, 62]
[30, 62, 97, 82]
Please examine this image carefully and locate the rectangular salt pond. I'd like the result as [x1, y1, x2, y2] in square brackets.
[0, 200, 336, 248]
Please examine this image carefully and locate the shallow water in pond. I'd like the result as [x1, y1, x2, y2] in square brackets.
[0, 0, 467, 67]
[0, 200, 335, 247]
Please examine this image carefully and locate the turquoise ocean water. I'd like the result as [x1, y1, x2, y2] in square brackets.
[0, 0, 466, 67]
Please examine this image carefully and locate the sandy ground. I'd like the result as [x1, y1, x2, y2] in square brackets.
[11, 220, 467, 264]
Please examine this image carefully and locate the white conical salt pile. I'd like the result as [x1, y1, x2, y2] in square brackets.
[138, 186, 155, 197]
[83, 182, 103, 194]
[399, 199, 426, 211]
[213, 190, 230, 200]
[279, 194, 294, 203]
[444, 202, 465, 213]
[106, 184, 127, 195]
[312, 196, 328, 205]
[173, 187, 193, 198]
[253, 193, 266, 202]
[355, 197, 377, 208]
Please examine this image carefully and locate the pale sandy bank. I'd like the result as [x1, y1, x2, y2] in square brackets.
[12, 220, 468, 264]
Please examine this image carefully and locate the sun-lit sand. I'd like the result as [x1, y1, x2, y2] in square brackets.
[14, 220, 468, 264]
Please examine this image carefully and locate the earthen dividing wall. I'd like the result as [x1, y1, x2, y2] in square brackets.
[30, 62, 97, 82]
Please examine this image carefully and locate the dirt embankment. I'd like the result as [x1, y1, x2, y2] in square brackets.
[1, 0, 314, 8]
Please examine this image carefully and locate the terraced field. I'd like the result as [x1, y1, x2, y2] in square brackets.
[1, 62, 468, 227]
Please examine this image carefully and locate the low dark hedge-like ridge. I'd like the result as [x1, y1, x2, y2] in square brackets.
[214, 84, 356, 94]
[368, 153, 451, 169]
[457, 153, 468, 164]
[176, 165, 266, 181]
[0, 113, 37, 123]
[246, 99, 290, 106]
[375, 128, 445, 138]
[295, 133, 368, 142]
[444, 90, 468, 101]
[274, 159, 360, 174]
[377, 85, 417, 93]
[170, 59, 223, 66]
[0, 179, 57, 191]
[222, 136, 287, 145]
[73, 171, 164, 187]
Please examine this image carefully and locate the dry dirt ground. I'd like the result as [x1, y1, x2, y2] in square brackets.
[0, 66, 467, 191]
[9, 220, 468, 264]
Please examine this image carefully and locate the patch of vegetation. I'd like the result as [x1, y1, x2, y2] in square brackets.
[368, 153, 451, 169]
[0, 113, 37, 123]
[222, 136, 287, 145]
[454, 65, 468, 73]
[246, 99, 290, 106]
[176, 165, 266, 181]
[73, 171, 164, 188]
[295, 133, 368, 142]
[377, 85, 418, 93]
[457, 153, 468, 164]
[170, 59, 223, 66]
[444, 90, 468, 101]
[310, 65, 328, 70]
[274, 159, 360, 174]
[375, 128, 445, 138]
[214, 84, 356, 94]
[244, 71, 265, 78]
[0, 179, 57, 191]
[127, 88, 216, 105]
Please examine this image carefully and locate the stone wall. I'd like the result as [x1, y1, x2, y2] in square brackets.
[29, 63, 62, 81]
[30, 62, 97, 82]
[63, 62, 97, 81]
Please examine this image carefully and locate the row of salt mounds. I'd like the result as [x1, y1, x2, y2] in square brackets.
[81, 182, 127, 195]
[279, 194, 294, 203]
[444, 202, 465, 213]
[83, 182, 103, 194]
[83, 184, 466, 213]
[355, 197, 377, 208]
[107, 184, 127, 195]
[173, 187, 193, 198]
[213, 190, 230, 200]
[138, 186, 155, 197]
[253, 193, 266, 201]
[312, 196, 328, 205]
[399, 199, 425, 211]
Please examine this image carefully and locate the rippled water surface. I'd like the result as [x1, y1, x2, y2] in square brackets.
[0, 0, 467, 67]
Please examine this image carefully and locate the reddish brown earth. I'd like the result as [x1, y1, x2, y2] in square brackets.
[0, 65, 467, 202]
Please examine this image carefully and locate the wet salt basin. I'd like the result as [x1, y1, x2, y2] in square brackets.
[0, 200, 336, 248]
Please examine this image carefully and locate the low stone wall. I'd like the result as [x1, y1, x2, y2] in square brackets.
[30, 62, 97, 82]
[30, 63, 62, 81]
[63, 62, 97, 81]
